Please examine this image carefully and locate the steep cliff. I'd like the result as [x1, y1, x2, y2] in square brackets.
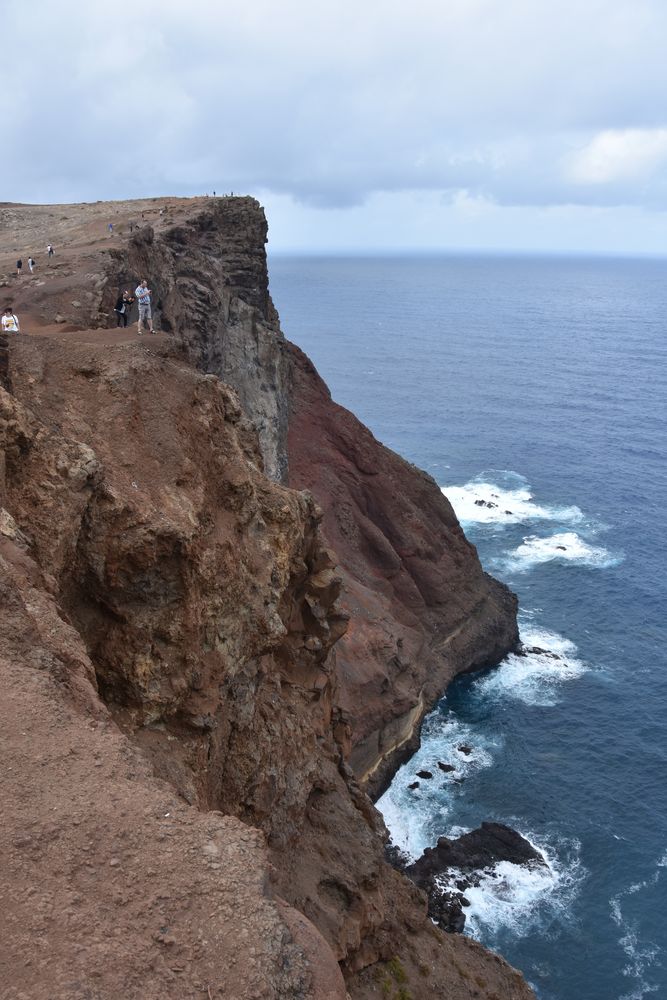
[0, 197, 531, 1000]
[287, 344, 518, 797]
[0, 346, 347, 1000]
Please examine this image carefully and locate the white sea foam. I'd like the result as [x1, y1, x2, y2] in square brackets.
[501, 530, 619, 573]
[441, 831, 584, 942]
[442, 476, 583, 528]
[472, 624, 587, 707]
[609, 851, 666, 1000]
[376, 716, 498, 859]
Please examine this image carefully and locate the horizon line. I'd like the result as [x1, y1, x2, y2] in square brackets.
[268, 246, 667, 260]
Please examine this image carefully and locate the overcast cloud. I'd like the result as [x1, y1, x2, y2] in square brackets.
[3, 0, 667, 251]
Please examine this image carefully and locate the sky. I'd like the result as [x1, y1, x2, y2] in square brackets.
[3, 0, 667, 254]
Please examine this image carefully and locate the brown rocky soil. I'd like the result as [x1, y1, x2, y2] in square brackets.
[0, 198, 533, 1000]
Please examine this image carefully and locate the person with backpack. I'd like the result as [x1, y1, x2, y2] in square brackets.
[1, 308, 20, 333]
[114, 290, 134, 328]
[28, 256, 36, 273]
[47, 244, 55, 257]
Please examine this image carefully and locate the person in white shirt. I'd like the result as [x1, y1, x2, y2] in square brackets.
[135, 279, 154, 334]
[1, 308, 20, 333]
[28, 257, 36, 273]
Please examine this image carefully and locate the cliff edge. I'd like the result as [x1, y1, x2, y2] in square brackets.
[0, 197, 530, 1000]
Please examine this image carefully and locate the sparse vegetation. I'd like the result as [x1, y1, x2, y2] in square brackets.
[387, 957, 408, 984]
[375, 957, 413, 999]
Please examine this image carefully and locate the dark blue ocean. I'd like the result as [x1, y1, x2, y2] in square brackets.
[269, 253, 667, 1000]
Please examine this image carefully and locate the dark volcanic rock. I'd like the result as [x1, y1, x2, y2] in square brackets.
[408, 781, 420, 790]
[405, 823, 546, 935]
[437, 761, 455, 773]
[416, 769, 433, 779]
[408, 823, 545, 878]
[457, 744, 473, 755]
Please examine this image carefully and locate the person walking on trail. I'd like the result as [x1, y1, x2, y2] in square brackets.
[108, 222, 113, 235]
[28, 256, 36, 273]
[16, 259, 22, 278]
[135, 279, 154, 335]
[1, 308, 20, 333]
[114, 290, 134, 328]
[47, 244, 55, 257]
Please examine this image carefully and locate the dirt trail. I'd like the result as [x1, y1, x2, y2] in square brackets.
[0, 195, 209, 333]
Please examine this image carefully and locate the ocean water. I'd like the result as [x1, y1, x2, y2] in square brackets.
[269, 253, 667, 1000]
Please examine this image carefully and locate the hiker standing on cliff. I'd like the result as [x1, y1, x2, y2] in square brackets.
[135, 279, 154, 335]
[28, 256, 36, 273]
[16, 259, 22, 278]
[114, 290, 134, 328]
[1, 307, 20, 333]
[47, 244, 55, 257]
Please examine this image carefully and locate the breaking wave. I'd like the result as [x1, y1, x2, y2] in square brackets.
[500, 530, 620, 573]
[442, 472, 583, 529]
[609, 852, 667, 1000]
[454, 832, 583, 943]
[441, 471, 622, 574]
[377, 716, 498, 860]
[472, 624, 588, 707]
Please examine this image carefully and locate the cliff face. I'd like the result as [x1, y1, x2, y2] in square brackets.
[0, 350, 347, 1000]
[122, 201, 290, 484]
[0, 197, 531, 1000]
[287, 345, 518, 797]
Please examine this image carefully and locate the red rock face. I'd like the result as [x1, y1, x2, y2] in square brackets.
[287, 341, 518, 796]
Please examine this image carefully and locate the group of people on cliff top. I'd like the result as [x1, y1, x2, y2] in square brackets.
[15, 246, 55, 278]
[2, 278, 154, 339]
[114, 280, 155, 334]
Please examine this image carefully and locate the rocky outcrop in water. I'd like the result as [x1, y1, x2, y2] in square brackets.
[405, 823, 547, 934]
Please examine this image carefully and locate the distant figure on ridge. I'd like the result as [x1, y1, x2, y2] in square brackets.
[47, 243, 55, 257]
[1, 307, 20, 333]
[28, 256, 36, 273]
[16, 259, 22, 278]
[114, 290, 134, 328]
[108, 222, 113, 235]
[135, 279, 154, 335]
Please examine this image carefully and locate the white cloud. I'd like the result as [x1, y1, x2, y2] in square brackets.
[566, 128, 667, 184]
[3, 0, 667, 248]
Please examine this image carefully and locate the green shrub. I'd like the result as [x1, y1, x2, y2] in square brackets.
[387, 957, 408, 984]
